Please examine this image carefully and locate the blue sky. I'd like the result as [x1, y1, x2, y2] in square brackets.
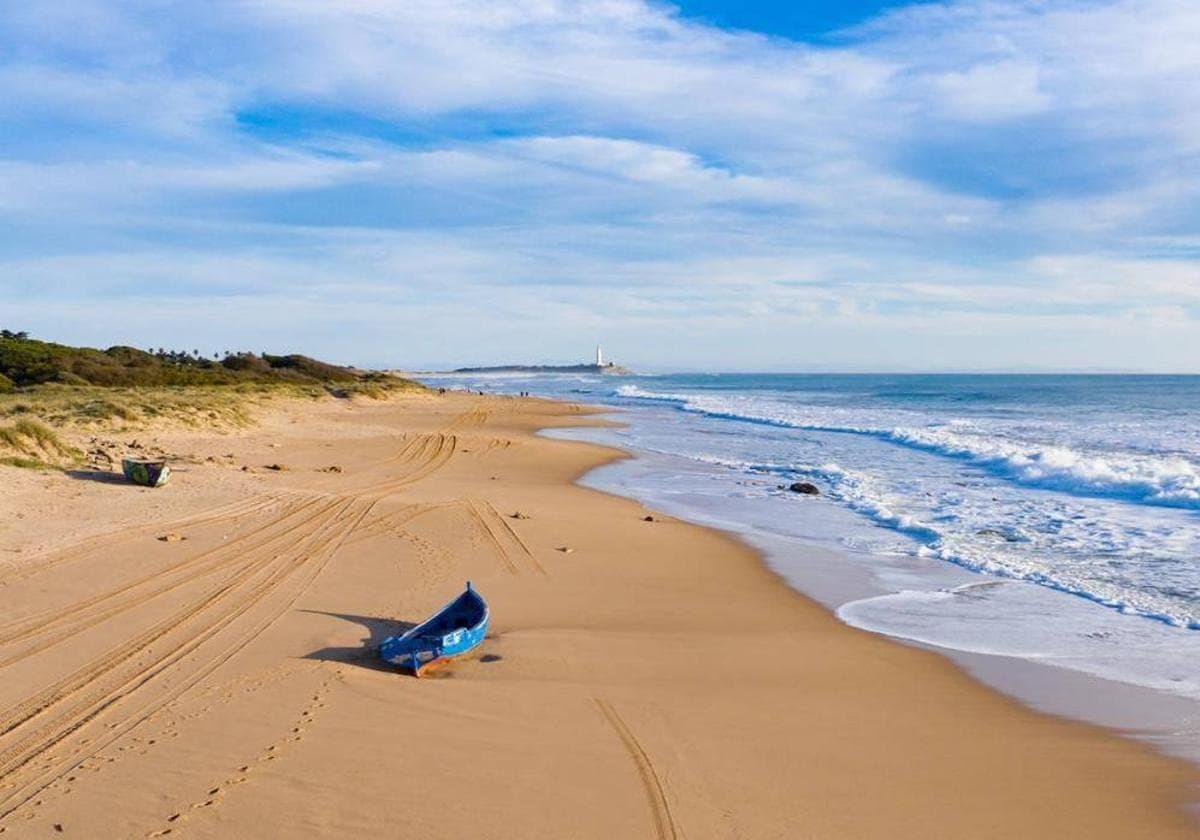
[672, 0, 901, 40]
[2, 0, 1199, 371]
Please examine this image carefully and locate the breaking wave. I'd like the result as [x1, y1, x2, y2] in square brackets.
[616, 385, 1200, 510]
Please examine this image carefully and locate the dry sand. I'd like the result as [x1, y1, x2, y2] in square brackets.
[0, 391, 1194, 838]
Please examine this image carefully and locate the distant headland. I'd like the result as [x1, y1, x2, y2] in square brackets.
[452, 345, 630, 375]
[452, 363, 629, 374]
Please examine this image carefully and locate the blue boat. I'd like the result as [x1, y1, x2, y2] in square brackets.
[378, 582, 489, 677]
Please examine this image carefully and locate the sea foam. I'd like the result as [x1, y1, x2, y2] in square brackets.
[616, 385, 1200, 510]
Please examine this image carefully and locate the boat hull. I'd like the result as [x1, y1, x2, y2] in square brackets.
[378, 583, 489, 677]
[122, 458, 170, 487]
[406, 634, 486, 677]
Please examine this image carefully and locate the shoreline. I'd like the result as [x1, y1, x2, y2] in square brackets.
[540, 403, 1200, 768]
[0, 391, 1195, 837]
[550, 400, 1200, 834]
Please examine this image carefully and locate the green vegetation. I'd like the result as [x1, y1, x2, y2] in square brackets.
[0, 332, 373, 388]
[0, 332, 425, 468]
[1, 456, 54, 470]
[0, 417, 80, 468]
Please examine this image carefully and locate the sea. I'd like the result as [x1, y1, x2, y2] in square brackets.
[416, 371, 1200, 760]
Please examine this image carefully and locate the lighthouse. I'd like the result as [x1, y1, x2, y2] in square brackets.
[595, 345, 604, 367]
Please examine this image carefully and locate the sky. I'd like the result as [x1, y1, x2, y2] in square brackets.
[2, 0, 1200, 372]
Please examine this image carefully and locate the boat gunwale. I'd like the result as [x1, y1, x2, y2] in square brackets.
[379, 583, 488, 675]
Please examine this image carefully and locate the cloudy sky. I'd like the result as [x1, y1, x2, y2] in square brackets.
[3, 0, 1199, 371]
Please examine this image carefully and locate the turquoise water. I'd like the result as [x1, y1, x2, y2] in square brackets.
[419, 372, 1200, 704]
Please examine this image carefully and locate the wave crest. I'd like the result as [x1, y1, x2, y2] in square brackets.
[616, 385, 1200, 510]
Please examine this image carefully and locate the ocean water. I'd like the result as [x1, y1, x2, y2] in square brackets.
[418, 372, 1200, 715]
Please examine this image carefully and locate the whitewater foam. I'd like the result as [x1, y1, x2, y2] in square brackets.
[617, 385, 1200, 510]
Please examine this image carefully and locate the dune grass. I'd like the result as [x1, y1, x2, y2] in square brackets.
[2, 385, 276, 432]
[0, 333, 426, 472]
[0, 374, 425, 471]
[0, 455, 56, 470]
[0, 417, 80, 468]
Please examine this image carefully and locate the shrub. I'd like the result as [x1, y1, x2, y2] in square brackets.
[0, 335, 415, 394]
[221, 353, 272, 374]
[262, 354, 357, 382]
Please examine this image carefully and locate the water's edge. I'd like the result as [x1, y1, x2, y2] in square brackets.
[542, 413, 1200, 774]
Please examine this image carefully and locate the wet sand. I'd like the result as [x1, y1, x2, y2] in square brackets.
[0, 391, 1194, 838]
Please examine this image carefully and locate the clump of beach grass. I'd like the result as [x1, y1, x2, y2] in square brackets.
[0, 418, 66, 451]
[326, 373, 424, 401]
[0, 417, 80, 468]
[0, 455, 55, 470]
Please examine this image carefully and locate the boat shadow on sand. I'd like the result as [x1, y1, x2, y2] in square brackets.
[300, 610, 415, 673]
[65, 469, 141, 486]
[300, 610, 503, 675]
[66, 467, 189, 486]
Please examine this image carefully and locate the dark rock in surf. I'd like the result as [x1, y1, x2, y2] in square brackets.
[788, 482, 820, 495]
[977, 528, 1021, 543]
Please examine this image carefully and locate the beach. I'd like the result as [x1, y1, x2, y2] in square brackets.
[0, 390, 1195, 838]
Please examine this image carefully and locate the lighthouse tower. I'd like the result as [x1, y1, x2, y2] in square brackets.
[595, 345, 604, 367]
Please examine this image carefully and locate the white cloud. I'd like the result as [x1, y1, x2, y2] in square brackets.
[1, 0, 1199, 369]
[931, 60, 1050, 120]
[0, 154, 379, 215]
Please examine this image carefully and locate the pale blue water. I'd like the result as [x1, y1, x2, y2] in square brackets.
[418, 372, 1200, 708]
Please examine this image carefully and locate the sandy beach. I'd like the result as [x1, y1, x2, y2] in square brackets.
[0, 390, 1195, 839]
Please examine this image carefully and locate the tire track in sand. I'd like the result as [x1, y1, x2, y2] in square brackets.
[352, 433, 458, 498]
[463, 501, 520, 576]
[592, 698, 680, 840]
[446, 402, 489, 432]
[0, 496, 346, 749]
[0, 426, 459, 719]
[0, 402, 474, 826]
[0, 493, 284, 587]
[477, 501, 546, 576]
[0, 495, 332, 665]
[0, 497, 371, 820]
